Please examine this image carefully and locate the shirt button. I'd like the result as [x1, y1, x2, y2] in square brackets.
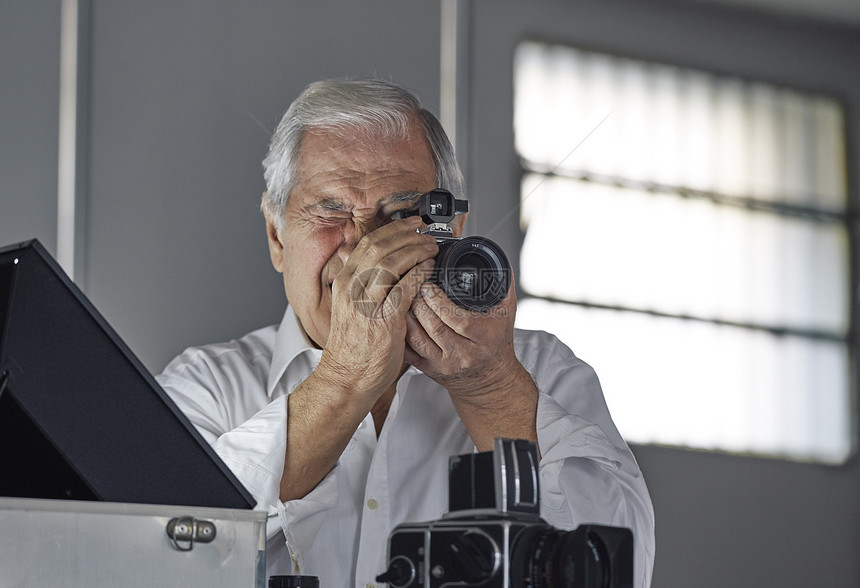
[366, 498, 378, 510]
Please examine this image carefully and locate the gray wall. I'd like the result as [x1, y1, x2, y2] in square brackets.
[1, 2, 61, 250]
[2, 1, 859, 586]
[84, 1, 442, 370]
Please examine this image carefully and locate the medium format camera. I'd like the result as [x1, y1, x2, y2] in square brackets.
[376, 439, 634, 588]
[393, 189, 510, 311]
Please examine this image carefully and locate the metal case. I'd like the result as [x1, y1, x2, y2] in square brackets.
[0, 497, 266, 587]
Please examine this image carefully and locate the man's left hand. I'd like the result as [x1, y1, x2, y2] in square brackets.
[404, 277, 539, 451]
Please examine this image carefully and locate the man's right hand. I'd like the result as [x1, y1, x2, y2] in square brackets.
[319, 214, 437, 399]
[280, 215, 437, 501]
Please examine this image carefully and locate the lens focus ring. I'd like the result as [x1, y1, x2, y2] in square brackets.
[433, 237, 510, 311]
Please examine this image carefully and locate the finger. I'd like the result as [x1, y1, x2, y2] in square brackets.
[343, 216, 436, 277]
[405, 305, 442, 361]
[418, 282, 479, 339]
[411, 286, 472, 347]
[375, 239, 438, 283]
[380, 259, 435, 319]
[403, 343, 423, 366]
[342, 233, 437, 305]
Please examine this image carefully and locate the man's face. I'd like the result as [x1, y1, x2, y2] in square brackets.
[265, 124, 440, 348]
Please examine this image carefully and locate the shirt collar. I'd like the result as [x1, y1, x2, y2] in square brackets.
[266, 306, 322, 398]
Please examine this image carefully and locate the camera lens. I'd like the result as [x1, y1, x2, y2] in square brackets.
[509, 527, 611, 588]
[433, 237, 511, 311]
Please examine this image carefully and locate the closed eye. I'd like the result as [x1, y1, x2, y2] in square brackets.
[310, 201, 351, 224]
[313, 214, 350, 226]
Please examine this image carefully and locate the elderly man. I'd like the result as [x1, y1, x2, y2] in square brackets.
[157, 78, 655, 586]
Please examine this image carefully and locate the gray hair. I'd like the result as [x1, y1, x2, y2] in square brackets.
[262, 78, 465, 231]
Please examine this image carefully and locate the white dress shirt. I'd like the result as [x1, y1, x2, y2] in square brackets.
[157, 307, 655, 587]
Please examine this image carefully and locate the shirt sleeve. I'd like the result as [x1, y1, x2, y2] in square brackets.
[156, 348, 339, 571]
[517, 330, 656, 588]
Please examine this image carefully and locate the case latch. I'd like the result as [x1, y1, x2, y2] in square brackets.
[166, 517, 217, 551]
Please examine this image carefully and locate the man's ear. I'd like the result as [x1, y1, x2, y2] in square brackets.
[452, 212, 468, 238]
[263, 192, 285, 273]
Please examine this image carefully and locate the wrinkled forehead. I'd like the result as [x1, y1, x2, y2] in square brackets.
[290, 124, 437, 207]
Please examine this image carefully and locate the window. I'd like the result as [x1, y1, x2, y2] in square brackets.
[514, 41, 852, 463]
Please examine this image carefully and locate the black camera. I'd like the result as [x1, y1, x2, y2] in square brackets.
[393, 189, 510, 311]
[376, 439, 634, 588]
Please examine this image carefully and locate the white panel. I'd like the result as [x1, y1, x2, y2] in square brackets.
[515, 299, 852, 463]
[519, 175, 849, 334]
[810, 98, 848, 209]
[514, 42, 851, 463]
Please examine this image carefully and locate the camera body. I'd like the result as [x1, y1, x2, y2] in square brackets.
[393, 189, 510, 312]
[377, 439, 634, 588]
